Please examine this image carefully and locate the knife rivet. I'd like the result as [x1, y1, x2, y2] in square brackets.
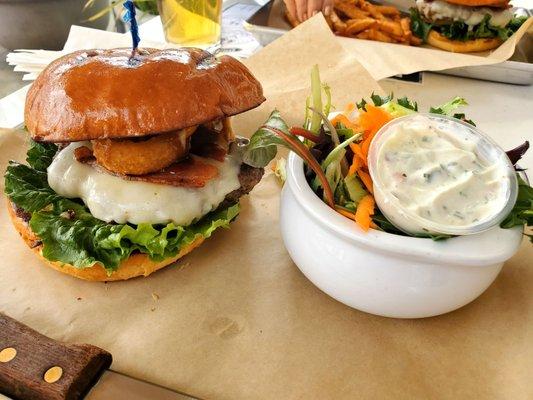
[0, 347, 17, 363]
[44, 366, 63, 383]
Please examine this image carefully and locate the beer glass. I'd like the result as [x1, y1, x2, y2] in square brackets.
[157, 0, 222, 47]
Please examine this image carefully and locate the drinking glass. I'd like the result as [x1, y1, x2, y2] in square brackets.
[157, 0, 222, 48]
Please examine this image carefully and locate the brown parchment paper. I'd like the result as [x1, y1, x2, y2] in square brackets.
[1, 15, 532, 400]
[265, 0, 533, 80]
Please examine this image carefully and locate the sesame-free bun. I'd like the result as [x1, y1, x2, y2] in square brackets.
[427, 30, 503, 53]
[8, 201, 204, 281]
[25, 48, 265, 142]
[443, 0, 509, 7]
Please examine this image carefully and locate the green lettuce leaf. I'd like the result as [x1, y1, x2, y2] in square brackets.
[30, 199, 240, 271]
[356, 98, 367, 110]
[4, 162, 62, 212]
[380, 101, 417, 118]
[242, 110, 287, 168]
[410, 8, 433, 42]
[397, 96, 418, 112]
[4, 159, 240, 273]
[507, 16, 527, 32]
[429, 97, 468, 115]
[370, 92, 393, 107]
[500, 174, 533, 241]
[26, 140, 58, 171]
[410, 9, 526, 43]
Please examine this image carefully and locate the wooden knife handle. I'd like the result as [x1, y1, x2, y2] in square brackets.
[0, 313, 112, 400]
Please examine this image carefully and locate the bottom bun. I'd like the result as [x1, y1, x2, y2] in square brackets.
[427, 30, 502, 53]
[7, 201, 204, 281]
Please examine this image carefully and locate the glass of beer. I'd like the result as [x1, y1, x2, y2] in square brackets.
[157, 0, 222, 48]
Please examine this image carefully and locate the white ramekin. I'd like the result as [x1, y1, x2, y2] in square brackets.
[280, 152, 523, 318]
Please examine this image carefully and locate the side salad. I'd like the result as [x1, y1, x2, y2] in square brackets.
[247, 65, 533, 241]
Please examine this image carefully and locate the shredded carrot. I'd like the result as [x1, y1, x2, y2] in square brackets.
[348, 154, 364, 176]
[336, 207, 356, 221]
[357, 170, 374, 194]
[358, 104, 392, 139]
[344, 102, 356, 114]
[349, 143, 366, 163]
[330, 114, 359, 131]
[334, 102, 393, 233]
[360, 132, 376, 158]
[355, 195, 375, 232]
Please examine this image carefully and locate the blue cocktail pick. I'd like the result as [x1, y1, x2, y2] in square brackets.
[123, 0, 140, 56]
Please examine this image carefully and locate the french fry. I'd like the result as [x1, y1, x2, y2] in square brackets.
[324, 14, 335, 30]
[410, 35, 423, 45]
[335, 1, 369, 19]
[325, 0, 421, 46]
[377, 19, 404, 37]
[356, 30, 371, 40]
[370, 28, 394, 43]
[345, 17, 376, 35]
[284, 10, 300, 28]
[400, 17, 412, 43]
[330, 9, 348, 33]
[361, 2, 384, 20]
[374, 5, 400, 17]
[400, 17, 411, 35]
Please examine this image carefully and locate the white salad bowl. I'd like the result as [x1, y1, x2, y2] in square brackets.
[280, 153, 523, 318]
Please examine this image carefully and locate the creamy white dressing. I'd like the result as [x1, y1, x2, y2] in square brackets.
[416, 0, 513, 27]
[374, 115, 510, 230]
[47, 142, 242, 225]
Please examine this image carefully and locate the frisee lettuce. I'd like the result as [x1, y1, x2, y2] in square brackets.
[4, 142, 240, 273]
[355, 94, 476, 125]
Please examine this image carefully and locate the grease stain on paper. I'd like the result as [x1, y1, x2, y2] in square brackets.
[203, 316, 245, 339]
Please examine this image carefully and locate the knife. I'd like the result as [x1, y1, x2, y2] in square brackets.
[0, 313, 197, 400]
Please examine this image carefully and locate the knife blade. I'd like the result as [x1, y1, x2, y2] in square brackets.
[86, 370, 197, 400]
[0, 313, 198, 400]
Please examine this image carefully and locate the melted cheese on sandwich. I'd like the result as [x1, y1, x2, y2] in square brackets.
[47, 142, 241, 225]
[416, 0, 513, 27]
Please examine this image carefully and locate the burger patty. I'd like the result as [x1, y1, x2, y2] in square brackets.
[220, 163, 264, 208]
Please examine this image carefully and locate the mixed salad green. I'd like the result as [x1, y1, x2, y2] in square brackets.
[248, 65, 533, 241]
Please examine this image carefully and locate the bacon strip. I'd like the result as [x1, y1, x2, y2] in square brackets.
[130, 157, 219, 188]
[80, 153, 220, 188]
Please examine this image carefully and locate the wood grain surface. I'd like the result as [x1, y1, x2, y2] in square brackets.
[0, 313, 112, 400]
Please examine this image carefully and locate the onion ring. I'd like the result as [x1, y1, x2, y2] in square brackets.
[92, 126, 196, 175]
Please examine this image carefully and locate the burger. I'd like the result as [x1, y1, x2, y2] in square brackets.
[4, 47, 276, 281]
[410, 0, 527, 53]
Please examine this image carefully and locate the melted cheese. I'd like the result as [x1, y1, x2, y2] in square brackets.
[416, 0, 513, 27]
[47, 142, 242, 225]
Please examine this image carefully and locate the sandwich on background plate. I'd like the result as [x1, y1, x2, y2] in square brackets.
[4, 47, 276, 281]
[411, 0, 527, 52]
